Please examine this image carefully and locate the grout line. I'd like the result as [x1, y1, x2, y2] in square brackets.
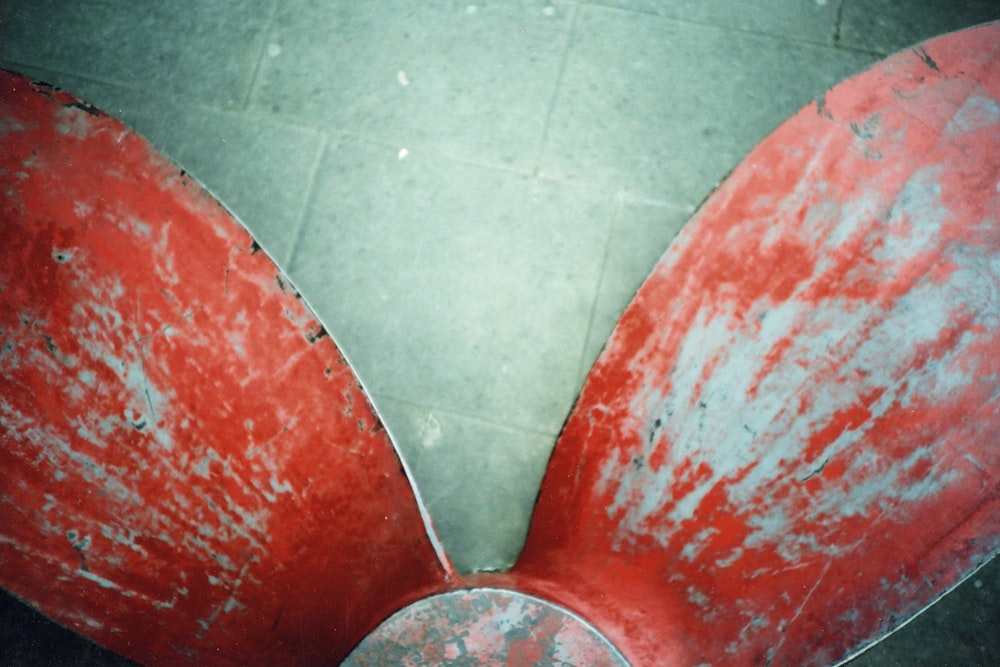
[572, 194, 617, 388]
[574, 0, 849, 51]
[370, 392, 562, 440]
[333, 125, 698, 213]
[331, 127, 539, 179]
[284, 130, 331, 271]
[239, 0, 280, 111]
[329, 127, 695, 213]
[532, 1, 580, 176]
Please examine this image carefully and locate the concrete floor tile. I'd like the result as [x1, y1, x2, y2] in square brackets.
[580, 197, 690, 381]
[0, 0, 274, 108]
[540, 7, 873, 207]
[839, 0, 1000, 54]
[373, 396, 555, 573]
[289, 138, 611, 434]
[251, 0, 572, 171]
[586, 0, 841, 44]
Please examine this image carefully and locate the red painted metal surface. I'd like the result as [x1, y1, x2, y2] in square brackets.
[513, 21, 1000, 667]
[0, 71, 453, 665]
[4, 21, 1000, 667]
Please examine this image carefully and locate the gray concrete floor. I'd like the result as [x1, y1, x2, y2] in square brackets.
[2, 1, 999, 664]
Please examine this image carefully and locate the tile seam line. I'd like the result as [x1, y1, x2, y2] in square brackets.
[0, 62, 128, 96]
[319, 128, 693, 211]
[330, 128, 538, 178]
[572, 197, 617, 387]
[532, 1, 579, 176]
[369, 393, 561, 439]
[284, 131, 330, 270]
[0, 61, 335, 137]
[574, 0, 854, 50]
[239, 0, 281, 111]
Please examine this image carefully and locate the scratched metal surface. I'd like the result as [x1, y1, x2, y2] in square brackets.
[0, 71, 453, 666]
[513, 22, 1000, 667]
[343, 587, 628, 666]
[4, 20, 1000, 667]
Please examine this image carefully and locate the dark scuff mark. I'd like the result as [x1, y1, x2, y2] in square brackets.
[815, 94, 833, 120]
[271, 607, 283, 631]
[799, 457, 830, 482]
[68, 101, 99, 117]
[41, 333, 73, 366]
[30, 82, 101, 117]
[250, 240, 262, 254]
[913, 46, 940, 72]
[275, 274, 303, 300]
[66, 530, 91, 571]
[305, 325, 328, 344]
[850, 120, 874, 140]
[137, 351, 157, 422]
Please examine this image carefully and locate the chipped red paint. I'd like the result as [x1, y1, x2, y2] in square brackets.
[515, 21, 1000, 667]
[3, 21, 1000, 667]
[0, 71, 453, 665]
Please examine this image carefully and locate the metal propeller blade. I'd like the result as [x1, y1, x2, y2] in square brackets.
[512, 20, 1000, 667]
[0, 70, 454, 666]
[3, 20, 1000, 667]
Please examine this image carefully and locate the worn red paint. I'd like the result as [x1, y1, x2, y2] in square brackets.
[0, 71, 453, 665]
[3, 20, 1000, 667]
[343, 588, 628, 665]
[515, 22, 1000, 667]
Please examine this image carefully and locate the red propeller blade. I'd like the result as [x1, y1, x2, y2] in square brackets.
[513, 21, 1000, 667]
[0, 71, 453, 666]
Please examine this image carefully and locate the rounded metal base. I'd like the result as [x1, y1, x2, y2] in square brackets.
[343, 588, 629, 666]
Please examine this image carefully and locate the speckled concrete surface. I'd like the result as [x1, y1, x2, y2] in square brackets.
[1, 1, 998, 664]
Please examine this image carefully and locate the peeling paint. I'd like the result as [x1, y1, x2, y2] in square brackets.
[1, 68, 451, 667]
[517, 24, 1000, 667]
